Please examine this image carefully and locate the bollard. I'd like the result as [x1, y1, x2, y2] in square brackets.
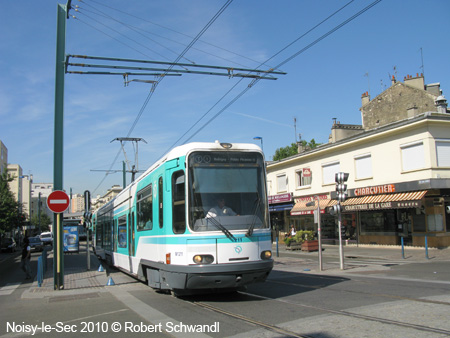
[37, 256, 43, 287]
[106, 277, 115, 286]
[98, 264, 105, 272]
[425, 236, 429, 259]
[401, 237, 405, 259]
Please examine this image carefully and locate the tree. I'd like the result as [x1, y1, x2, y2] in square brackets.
[30, 214, 51, 232]
[273, 143, 298, 161]
[0, 171, 21, 236]
[272, 139, 322, 161]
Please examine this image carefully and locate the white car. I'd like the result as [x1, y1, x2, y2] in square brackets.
[39, 232, 53, 246]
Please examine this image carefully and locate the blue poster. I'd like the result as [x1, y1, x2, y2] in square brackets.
[63, 226, 79, 252]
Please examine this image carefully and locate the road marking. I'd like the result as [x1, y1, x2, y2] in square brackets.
[0, 282, 21, 296]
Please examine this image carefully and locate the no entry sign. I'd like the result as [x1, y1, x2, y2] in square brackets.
[47, 190, 70, 213]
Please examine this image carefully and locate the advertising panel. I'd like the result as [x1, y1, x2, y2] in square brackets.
[63, 225, 79, 253]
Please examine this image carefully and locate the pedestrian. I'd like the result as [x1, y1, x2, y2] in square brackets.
[290, 224, 296, 237]
[21, 237, 32, 279]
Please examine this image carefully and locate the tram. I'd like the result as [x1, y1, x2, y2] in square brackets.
[92, 141, 273, 294]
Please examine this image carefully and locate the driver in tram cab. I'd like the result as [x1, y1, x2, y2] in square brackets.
[206, 198, 237, 217]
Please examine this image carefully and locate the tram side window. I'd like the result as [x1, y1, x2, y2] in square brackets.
[172, 171, 186, 234]
[159, 176, 164, 228]
[137, 185, 153, 231]
[118, 216, 127, 248]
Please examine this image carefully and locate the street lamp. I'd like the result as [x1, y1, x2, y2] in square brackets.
[253, 136, 263, 152]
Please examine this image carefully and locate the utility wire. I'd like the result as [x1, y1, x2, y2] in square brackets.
[83, 0, 274, 70]
[75, 3, 195, 65]
[171, 0, 366, 148]
[88, 0, 233, 194]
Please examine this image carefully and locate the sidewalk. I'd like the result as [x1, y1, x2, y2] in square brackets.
[22, 242, 449, 299]
[23, 248, 111, 299]
[274, 242, 449, 262]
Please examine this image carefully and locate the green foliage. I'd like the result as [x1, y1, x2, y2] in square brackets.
[30, 214, 51, 232]
[0, 171, 21, 235]
[292, 230, 315, 244]
[273, 143, 298, 161]
[273, 139, 322, 161]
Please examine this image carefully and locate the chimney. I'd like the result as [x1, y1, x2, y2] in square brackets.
[435, 95, 448, 114]
[391, 75, 396, 86]
[361, 91, 370, 106]
[404, 73, 425, 90]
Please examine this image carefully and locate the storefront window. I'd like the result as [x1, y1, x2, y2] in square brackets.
[360, 211, 396, 234]
[427, 214, 444, 231]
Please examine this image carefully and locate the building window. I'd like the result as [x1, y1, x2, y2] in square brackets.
[436, 140, 450, 167]
[401, 141, 424, 171]
[277, 174, 287, 193]
[354, 154, 372, 179]
[322, 161, 339, 185]
[296, 168, 312, 188]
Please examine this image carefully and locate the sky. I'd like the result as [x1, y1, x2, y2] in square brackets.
[1, 0, 449, 197]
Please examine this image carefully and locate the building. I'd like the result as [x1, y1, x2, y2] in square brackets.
[30, 183, 54, 221]
[0, 141, 7, 175]
[91, 185, 123, 211]
[267, 74, 450, 247]
[71, 193, 85, 213]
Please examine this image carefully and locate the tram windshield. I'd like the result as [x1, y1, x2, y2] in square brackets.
[188, 151, 269, 233]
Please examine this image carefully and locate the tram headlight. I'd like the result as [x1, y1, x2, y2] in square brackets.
[193, 255, 214, 264]
[261, 250, 272, 260]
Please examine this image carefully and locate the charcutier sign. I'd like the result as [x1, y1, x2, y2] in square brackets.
[354, 184, 396, 196]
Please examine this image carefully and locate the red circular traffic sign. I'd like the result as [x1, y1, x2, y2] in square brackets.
[47, 190, 70, 213]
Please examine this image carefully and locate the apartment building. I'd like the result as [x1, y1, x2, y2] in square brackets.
[267, 74, 450, 247]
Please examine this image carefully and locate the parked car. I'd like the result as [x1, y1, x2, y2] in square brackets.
[39, 232, 53, 246]
[28, 236, 44, 252]
[1, 238, 17, 252]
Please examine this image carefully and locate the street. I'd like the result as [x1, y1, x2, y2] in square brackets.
[0, 244, 449, 338]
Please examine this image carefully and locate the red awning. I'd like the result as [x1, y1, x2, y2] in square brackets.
[290, 199, 332, 216]
[330, 190, 428, 212]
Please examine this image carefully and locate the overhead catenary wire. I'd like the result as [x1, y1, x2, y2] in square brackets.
[162, 0, 359, 153]
[82, 0, 276, 70]
[176, 0, 382, 147]
[86, 0, 234, 194]
[73, 4, 196, 65]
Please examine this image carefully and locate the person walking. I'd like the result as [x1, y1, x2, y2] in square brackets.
[21, 237, 32, 279]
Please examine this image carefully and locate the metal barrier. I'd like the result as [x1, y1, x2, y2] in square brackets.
[37, 248, 48, 287]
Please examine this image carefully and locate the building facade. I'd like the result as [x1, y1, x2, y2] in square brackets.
[0, 141, 7, 175]
[267, 75, 450, 247]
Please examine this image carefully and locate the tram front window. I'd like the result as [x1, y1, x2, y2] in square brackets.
[188, 151, 268, 232]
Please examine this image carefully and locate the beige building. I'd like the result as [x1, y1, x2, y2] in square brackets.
[71, 193, 85, 213]
[0, 141, 7, 175]
[267, 75, 450, 247]
[91, 185, 123, 211]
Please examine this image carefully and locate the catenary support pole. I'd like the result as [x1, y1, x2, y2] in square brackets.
[53, 3, 68, 290]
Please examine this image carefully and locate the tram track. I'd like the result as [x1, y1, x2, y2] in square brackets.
[267, 279, 450, 307]
[190, 287, 450, 337]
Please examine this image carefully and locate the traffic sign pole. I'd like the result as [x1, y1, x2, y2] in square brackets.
[53, 2, 68, 290]
[47, 190, 70, 290]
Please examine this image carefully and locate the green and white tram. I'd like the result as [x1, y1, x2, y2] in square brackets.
[92, 141, 273, 294]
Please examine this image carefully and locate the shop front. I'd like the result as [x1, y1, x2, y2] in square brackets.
[289, 194, 338, 242]
[336, 184, 450, 247]
[268, 193, 293, 240]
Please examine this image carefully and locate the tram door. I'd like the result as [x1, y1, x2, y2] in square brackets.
[128, 212, 135, 256]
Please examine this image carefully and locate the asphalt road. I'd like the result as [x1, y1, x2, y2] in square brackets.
[0, 245, 449, 338]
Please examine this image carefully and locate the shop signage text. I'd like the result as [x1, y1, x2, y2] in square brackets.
[343, 200, 420, 212]
[354, 184, 396, 196]
[268, 193, 292, 204]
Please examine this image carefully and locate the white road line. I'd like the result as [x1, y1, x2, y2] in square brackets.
[0, 282, 21, 296]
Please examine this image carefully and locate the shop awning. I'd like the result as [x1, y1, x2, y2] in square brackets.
[269, 203, 294, 212]
[290, 199, 332, 215]
[331, 190, 428, 212]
